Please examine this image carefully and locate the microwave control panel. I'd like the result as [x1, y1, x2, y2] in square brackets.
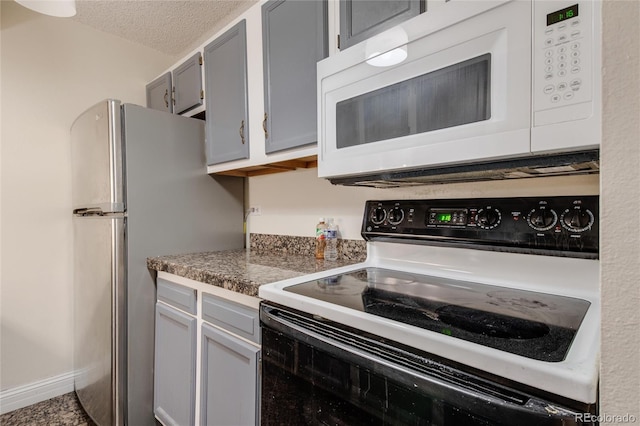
[361, 196, 599, 258]
[533, 1, 595, 115]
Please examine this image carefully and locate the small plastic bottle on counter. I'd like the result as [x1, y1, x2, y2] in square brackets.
[315, 218, 327, 259]
[324, 219, 338, 261]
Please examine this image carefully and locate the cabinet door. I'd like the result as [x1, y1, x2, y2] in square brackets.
[262, 0, 328, 154]
[201, 323, 260, 426]
[173, 52, 203, 115]
[339, 0, 424, 50]
[204, 20, 250, 165]
[146, 72, 173, 113]
[154, 303, 196, 426]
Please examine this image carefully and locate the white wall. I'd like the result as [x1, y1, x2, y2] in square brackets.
[600, 1, 640, 422]
[248, 170, 599, 239]
[0, 1, 174, 392]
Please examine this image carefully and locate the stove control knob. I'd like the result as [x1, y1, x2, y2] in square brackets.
[527, 208, 558, 231]
[387, 207, 404, 226]
[476, 208, 501, 230]
[560, 208, 594, 232]
[370, 207, 387, 225]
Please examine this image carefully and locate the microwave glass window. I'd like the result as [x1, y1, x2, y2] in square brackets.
[416, 54, 491, 133]
[336, 54, 491, 149]
[365, 84, 411, 142]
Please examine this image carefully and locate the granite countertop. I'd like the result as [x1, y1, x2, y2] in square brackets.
[147, 249, 363, 298]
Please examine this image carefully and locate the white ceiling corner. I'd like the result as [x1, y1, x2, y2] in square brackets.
[72, 0, 258, 58]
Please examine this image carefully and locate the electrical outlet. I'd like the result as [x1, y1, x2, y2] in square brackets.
[250, 206, 262, 215]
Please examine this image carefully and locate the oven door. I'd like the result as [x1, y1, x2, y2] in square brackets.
[318, 0, 531, 180]
[261, 303, 593, 426]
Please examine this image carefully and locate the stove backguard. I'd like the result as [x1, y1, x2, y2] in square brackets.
[361, 196, 599, 258]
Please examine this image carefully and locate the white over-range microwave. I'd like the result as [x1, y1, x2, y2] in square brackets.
[318, 0, 601, 186]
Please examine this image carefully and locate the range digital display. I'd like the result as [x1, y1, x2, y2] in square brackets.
[547, 4, 579, 26]
[437, 213, 452, 223]
[428, 209, 467, 226]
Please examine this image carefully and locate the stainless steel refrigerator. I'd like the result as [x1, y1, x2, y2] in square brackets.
[71, 99, 243, 426]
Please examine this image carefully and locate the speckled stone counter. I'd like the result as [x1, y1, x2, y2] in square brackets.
[0, 392, 94, 426]
[147, 234, 367, 297]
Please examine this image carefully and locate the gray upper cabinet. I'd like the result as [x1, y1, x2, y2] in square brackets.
[262, 0, 328, 154]
[146, 72, 172, 113]
[204, 20, 250, 165]
[173, 53, 203, 115]
[339, 0, 424, 50]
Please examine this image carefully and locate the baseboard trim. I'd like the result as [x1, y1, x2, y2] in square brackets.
[0, 371, 76, 415]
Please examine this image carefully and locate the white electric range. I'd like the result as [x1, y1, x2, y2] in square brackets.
[259, 196, 599, 425]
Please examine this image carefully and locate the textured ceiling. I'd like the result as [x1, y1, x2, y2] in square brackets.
[71, 0, 258, 57]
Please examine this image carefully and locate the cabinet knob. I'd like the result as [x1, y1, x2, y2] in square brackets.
[262, 113, 268, 140]
[239, 120, 245, 144]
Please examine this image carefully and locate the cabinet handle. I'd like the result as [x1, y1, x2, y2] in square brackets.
[163, 89, 169, 108]
[172, 87, 176, 106]
[262, 113, 268, 140]
[239, 120, 245, 144]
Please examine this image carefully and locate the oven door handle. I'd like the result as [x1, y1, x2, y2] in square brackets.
[261, 304, 589, 426]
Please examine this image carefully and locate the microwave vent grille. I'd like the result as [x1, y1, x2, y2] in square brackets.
[328, 151, 599, 188]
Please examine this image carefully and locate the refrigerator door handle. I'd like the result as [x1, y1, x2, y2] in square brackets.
[73, 207, 105, 216]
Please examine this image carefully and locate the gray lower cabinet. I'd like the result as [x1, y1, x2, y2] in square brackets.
[154, 273, 260, 426]
[339, 0, 424, 50]
[204, 20, 250, 165]
[200, 323, 260, 426]
[153, 302, 197, 426]
[157, 277, 197, 315]
[262, 0, 328, 154]
[146, 72, 173, 113]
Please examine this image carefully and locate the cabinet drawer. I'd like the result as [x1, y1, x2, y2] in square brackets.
[157, 278, 197, 315]
[202, 294, 260, 344]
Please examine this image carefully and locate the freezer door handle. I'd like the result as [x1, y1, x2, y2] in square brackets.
[73, 207, 105, 216]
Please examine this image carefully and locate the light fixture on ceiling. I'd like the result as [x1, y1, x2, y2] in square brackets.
[15, 0, 77, 17]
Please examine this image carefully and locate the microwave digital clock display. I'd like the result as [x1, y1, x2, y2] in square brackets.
[547, 4, 579, 26]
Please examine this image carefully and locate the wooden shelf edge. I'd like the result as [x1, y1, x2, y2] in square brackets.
[210, 155, 318, 178]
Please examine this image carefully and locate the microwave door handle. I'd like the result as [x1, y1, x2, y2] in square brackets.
[261, 306, 584, 426]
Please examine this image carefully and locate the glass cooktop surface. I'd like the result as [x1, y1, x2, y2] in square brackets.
[284, 268, 591, 362]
